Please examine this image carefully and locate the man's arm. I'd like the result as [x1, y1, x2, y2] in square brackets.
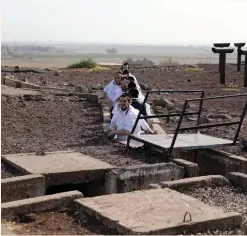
[109, 129, 131, 136]
[140, 120, 156, 134]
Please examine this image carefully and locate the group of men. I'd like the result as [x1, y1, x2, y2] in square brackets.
[100, 62, 156, 141]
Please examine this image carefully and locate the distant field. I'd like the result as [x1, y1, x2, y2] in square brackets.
[1, 52, 238, 68]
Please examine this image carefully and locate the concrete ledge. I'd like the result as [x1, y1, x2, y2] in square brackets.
[228, 172, 247, 189]
[148, 183, 162, 189]
[1, 174, 45, 203]
[105, 163, 185, 194]
[197, 149, 247, 176]
[73, 92, 98, 102]
[159, 175, 230, 189]
[4, 77, 40, 89]
[20, 81, 40, 89]
[171, 158, 199, 177]
[1, 191, 83, 218]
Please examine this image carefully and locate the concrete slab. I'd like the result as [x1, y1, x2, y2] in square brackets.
[130, 133, 233, 150]
[2, 151, 114, 186]
[75, 188, 242, 235]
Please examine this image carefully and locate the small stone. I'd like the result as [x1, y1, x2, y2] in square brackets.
[35, 149, 45, 156]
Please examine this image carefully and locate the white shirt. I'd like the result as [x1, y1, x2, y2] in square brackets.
[104, 80, 121, 102]
[110, 105, 151, 141]
[111, 87, 124, 105]
[129, 73, 141, 91]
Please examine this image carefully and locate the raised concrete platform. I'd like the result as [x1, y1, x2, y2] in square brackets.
[2, 151, 114, 186]
[75, 188, 242, 235]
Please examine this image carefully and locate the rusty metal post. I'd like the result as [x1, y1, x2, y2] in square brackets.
[212, 47, 234, 85]
[234, 43, 245, 72]
[214, 43, 230, 72]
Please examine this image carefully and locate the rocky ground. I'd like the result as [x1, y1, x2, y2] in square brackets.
[2, 64, 247, 157]
[1, 64, 247, 235]
[1, 93, 165, 178]
[178, 185, 247, 235]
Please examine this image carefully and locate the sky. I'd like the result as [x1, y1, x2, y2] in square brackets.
[1, 0, 247, 45]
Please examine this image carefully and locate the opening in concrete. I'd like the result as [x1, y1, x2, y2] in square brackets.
[45, 181, 105, 197]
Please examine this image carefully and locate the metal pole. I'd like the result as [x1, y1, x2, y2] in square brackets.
[126, 92, 150, 147]
[237, 48, 241, 72]
[233, 99, 247, 144]
[218, 54, 221, 72]
[168, 100, 188, 157]
[219, 53, 226, 84]
[244, 54, 247, 87]
[195, 91, 205, 133]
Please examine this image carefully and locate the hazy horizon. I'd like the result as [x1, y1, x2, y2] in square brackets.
[2, 0, 247, 46]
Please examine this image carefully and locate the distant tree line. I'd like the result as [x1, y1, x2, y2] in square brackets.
[123, 57, 155, 67]
[106, 48, 118, 54]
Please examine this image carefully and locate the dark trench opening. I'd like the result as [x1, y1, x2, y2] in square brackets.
[45, 181, 105, 197]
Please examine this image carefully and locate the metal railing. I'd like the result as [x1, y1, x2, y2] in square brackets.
[127, 90, 247, 157]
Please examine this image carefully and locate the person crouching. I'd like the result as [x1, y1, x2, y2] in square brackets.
[107, 93, 155, 141]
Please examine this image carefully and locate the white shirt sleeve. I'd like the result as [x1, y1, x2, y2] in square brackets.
[140, 119, 151, 131]
[110, 111, 119, 129]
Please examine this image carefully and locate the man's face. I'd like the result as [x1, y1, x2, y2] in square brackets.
[122, 65, 129, 71]
[120, 78, 128, 90]
[114, 75, 121, 85]
[119, 96, 129, 110]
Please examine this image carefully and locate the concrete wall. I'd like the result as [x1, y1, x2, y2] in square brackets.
[228, 172, 247, 189]
[1, 174, 45, 203]
[3, 76, 40, 89]
[105, 163, 185, 194]
[174, 149, 247, 176]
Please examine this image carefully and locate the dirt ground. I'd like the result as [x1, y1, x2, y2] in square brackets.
[2, 64, 247, 157]
[2, 206, 118, 235]
[1, 93, 165, 178]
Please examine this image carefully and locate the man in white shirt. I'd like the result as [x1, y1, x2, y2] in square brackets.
[107, 93, 155, 141]
[100, 72, 121, 103]
[100, 72, 123, 117]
